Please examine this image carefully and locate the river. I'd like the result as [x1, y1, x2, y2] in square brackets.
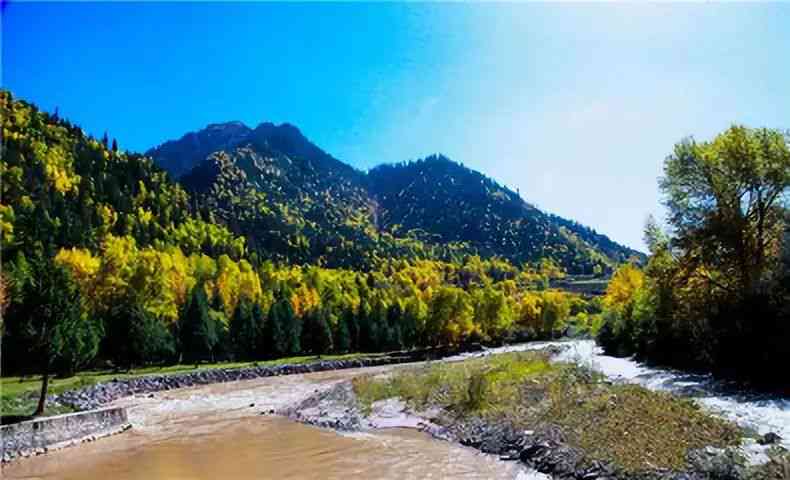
[4, 340, 788, 478]
[2, 365, 544, 480]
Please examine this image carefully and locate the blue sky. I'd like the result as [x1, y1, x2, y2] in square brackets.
[3, 2, 789, 250]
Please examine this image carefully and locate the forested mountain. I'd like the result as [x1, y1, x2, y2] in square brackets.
[367, 156, 642, 273]
[0, 90, 613, 410]
[150, 124, 640, 273]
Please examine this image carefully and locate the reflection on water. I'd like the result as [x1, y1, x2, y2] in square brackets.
[3, 416, 537, 480]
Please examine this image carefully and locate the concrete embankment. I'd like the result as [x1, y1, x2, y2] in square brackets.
[1, 407, 130, 463]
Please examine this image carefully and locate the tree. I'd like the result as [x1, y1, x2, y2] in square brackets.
[105, 296, 174, 368]
[661, 126, 790, 295]
[7, 258, 102, 415]
[281, 298, 301, 355]
[228, 298, 257, 360]
[179, 283, 217, 364]
[302, 308, 333, 355]
[262, 297, 292, 358]
[334, 312, 352, 353]
[111, 138, 118, 152]
[385, 302, 404, 351]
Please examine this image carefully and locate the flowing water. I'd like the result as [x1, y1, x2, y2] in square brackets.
[2, 365, 543, 480]
[5, 340, 788, 478]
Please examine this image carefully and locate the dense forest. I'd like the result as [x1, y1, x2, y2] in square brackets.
[0, 91, 604, 413]
[598, 126, 790, 389]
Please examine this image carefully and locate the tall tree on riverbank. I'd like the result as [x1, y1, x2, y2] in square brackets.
[661, 126, 790, 295]
[5, 258, 102, 415]
[599, 126, 790, 386]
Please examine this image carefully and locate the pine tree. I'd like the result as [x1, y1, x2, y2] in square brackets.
[281, 299, 301, 355]
[111, 138, 118, 152]
[262, 298, 288, 358]
[180, 284, 217, 364]
[334, 311, 352, 353]
[302, 308, 333, 355]
[229, 298, 256, 360]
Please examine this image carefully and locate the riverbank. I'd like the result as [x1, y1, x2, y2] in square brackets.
[0, 352, 381, 418]
[2, 364, 538, 479]
[1, 345, 480, 419]
[288, 346, 790, 480]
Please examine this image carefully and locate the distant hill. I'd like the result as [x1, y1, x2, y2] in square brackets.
[149, 123, 641, 273]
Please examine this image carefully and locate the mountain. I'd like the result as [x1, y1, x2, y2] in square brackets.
[149, 122, 641, 273]
[147, 121, 253, 178]
[366, 156, 642, 273]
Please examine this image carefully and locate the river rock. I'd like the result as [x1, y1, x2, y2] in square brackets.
[757, 432, 782, 446]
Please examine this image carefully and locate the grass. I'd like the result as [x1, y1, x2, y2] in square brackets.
[353, 351, 556, 415]
[352, 351, 742, 474]
[1, 352, 375, 418]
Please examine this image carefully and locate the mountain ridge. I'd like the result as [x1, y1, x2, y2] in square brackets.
[149, 122, 642, 273]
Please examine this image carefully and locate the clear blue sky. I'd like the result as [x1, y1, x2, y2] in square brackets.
[3, 2, 789, 250]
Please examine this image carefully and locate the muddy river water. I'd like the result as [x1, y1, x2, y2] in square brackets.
[2, 365, 541, 480]
[6, 339, 787, 478]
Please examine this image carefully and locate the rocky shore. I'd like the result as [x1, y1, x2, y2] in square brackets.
[288, 380, 757, 480]
[285, 354, 767, 480]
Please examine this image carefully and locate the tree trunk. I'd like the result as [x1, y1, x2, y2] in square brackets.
[33, 368, 50, 417]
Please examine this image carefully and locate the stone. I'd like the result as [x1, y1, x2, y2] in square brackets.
[758, 432, 782, 445]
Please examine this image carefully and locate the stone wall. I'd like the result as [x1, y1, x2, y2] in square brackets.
[1, 407, 130, 462]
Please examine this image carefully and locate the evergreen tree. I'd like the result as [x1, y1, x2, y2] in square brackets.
[228, 298, 257, 360]
[209, 293, 228, 361]
[111, 138, 118, 152]
[386, 302, 404, 351]
[179, 284, 217, 364]
[262, 298, 288, 358]
[358, 301, 377, 352]
[334, 312, 352, 353]
[281, 299, 301, 355]
[105, 296, 175, 368]
[302, 308, 333, 355]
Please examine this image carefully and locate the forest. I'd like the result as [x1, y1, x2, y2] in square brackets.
[0, 91, 597, 413]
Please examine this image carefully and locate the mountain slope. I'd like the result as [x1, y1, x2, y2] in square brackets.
[149, 123, 640, 273]
[366, 156, 641, 273]
[147, 121, 253, 178]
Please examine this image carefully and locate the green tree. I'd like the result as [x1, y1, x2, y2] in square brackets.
[661, 126, 790, 295]
[105, 297, 174, 368]
[302, 308, 333, 355]
[179, 284, 217, 364]
[229, 298, 257, 360]
[334, 312, 352, 352]
[8, 258, 102, 415]
[262, 297, 292, 358]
